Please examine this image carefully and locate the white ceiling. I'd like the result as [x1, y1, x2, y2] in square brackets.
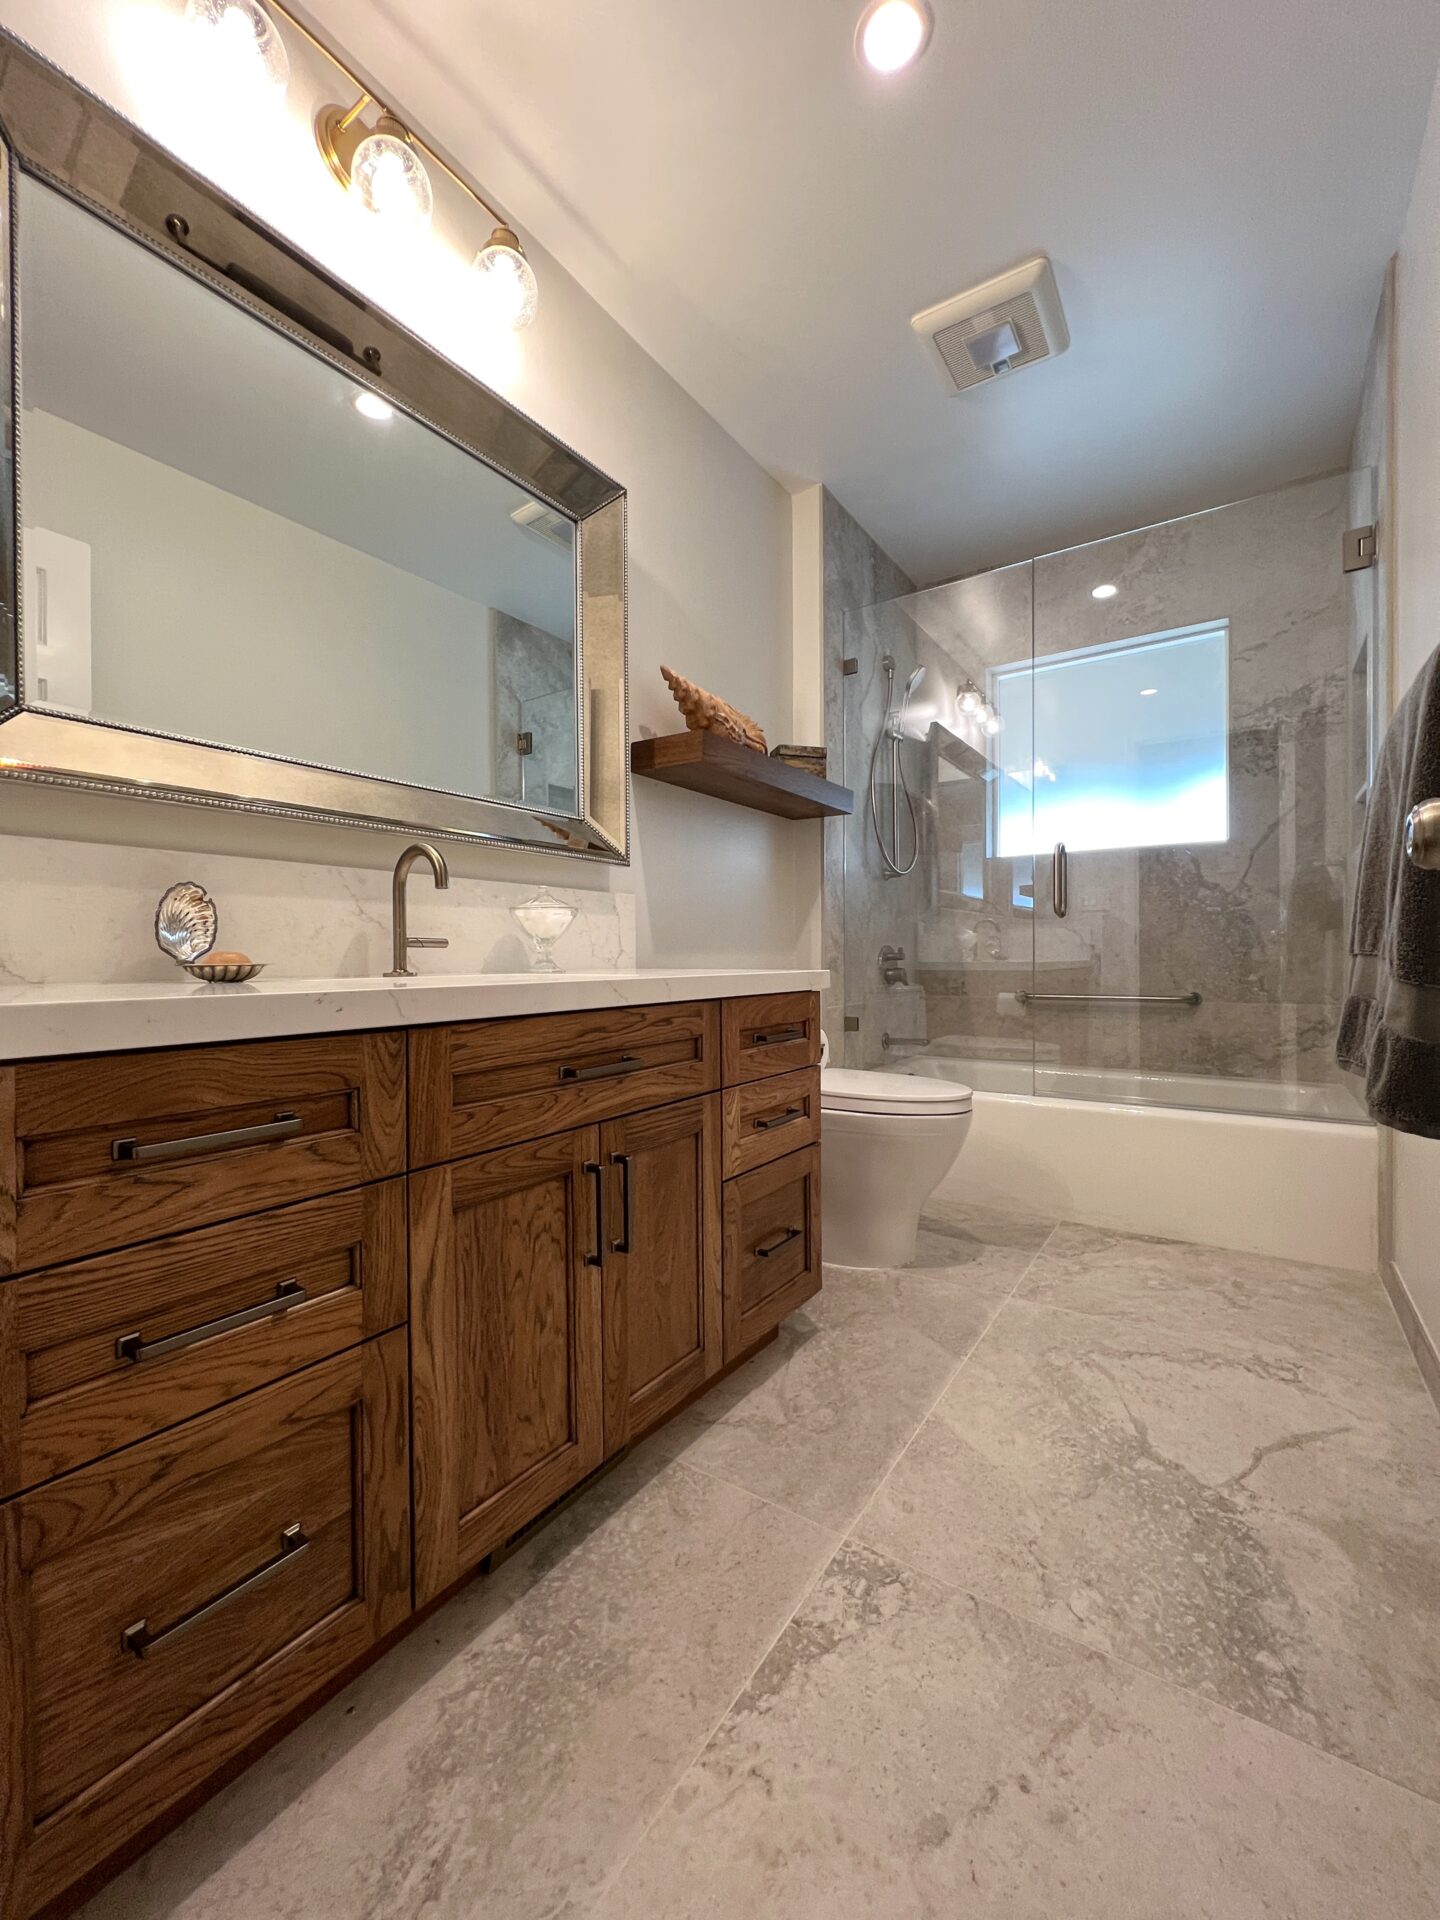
[305, 0, 1440, 584]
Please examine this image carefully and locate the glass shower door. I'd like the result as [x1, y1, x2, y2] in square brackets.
[1026, 477, 1361, 1116]
[839, 564, 1036, 1091]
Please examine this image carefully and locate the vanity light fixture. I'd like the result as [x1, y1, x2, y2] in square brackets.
[186, 0, 290, 97]
[473, 224, 540, 331]
[1091, 582, 1119, 601]
[855, 0, 934, 74]
[983, 709, 1002, 735]
[957, 679, 983, 716]
[353, 390, 395, 422]
[317, 95, 434, 230]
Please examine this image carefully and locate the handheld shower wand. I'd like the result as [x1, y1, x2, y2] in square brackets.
[868, 657, 925, 877]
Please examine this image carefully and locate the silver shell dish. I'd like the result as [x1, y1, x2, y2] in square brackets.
[182, 959, 266, 984]
[155, 882, 218, 964]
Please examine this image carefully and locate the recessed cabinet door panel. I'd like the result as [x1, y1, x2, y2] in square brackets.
[410, 1130, 604, 1604]
[600, 1096, 722, 1452]
[723, 1146, 822, 1357]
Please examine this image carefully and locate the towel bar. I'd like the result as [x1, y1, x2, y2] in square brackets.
[1014, 991, 1202, 1008]
[1407, 799, 1440, 871]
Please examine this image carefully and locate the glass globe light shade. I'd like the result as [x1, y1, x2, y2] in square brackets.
[186, 0, 289, 97]
[957, 681, 982, 716]
[474, 227, 539, 330]
[983, 709, 1003, 735]
[510, 888, 576, 973]
[351, 131, 433, 230]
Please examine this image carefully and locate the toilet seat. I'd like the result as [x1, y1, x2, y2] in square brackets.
[820, 1067, 973, 1118]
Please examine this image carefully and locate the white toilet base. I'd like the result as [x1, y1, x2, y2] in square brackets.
[821, 1106, 972, 1269]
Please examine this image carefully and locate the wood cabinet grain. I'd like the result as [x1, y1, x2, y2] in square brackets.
[599, 1095, 722, 1451]
[1, 1180, 406, 1496]
[409, 1130, 605, 1604]
[721, 992, 821, 1086]
[721, 1067, 822, 1179]
[0, 1031, 406, 1275]
[0, 1332, 409, 1920]
[722, 1146, 823, 1356]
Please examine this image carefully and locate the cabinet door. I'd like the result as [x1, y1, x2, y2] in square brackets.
[410, 1130, 604, 1604]
[600, 1096, 722, 1452]
[723, 1146, 822, 1357]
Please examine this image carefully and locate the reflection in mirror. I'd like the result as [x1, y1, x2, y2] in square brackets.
[17, 174, 578, 812]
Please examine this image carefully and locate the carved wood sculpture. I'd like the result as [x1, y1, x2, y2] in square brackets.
[660, 666, 767, 752]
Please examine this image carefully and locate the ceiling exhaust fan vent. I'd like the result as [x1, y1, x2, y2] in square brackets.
[911, 255, 1069, 394]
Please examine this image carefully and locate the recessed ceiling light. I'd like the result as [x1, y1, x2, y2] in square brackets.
[855, 0, 933, 75]
[1139, 687, 1158, 697]
[1091, 583, 1119, 601]
[353, 391, 394, 422]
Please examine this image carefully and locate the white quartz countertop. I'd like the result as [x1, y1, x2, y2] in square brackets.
[0, 968, 830, 1062]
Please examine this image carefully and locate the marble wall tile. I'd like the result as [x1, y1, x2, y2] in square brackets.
[0, 833, 635, 984]
[491, 612, 578, 813]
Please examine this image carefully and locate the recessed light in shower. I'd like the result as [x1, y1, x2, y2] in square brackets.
[1139, 687, 1158, 697]
[855, 0, 933, 74]
[353, 391, 395, 422]
[1091, 583, 1119, 601]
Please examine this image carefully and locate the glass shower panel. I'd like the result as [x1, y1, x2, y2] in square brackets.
[1028, 475, 1363, 1117]
[840, 563, 1035, 1090]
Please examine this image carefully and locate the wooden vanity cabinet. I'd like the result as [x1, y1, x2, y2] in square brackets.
[0, 989, 821, 1918]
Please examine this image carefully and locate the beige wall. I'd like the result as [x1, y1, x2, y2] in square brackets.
[0, 3, 817, 971]
[1392, 57, 1440, 1358]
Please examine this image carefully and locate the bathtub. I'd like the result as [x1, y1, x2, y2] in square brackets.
[888, 1053, 1377, 1270]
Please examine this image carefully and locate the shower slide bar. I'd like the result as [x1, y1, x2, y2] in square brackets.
[1014, 990, 1203, 1008]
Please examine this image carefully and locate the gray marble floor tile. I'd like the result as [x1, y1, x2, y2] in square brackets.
[855, 1297, 1440, 1799]
[76, 1452, 839, 1920]
[641, 1244, 1029, 1530]
[1019, 1223, 1423, 1389]
[591, 1543, 1440, 1920]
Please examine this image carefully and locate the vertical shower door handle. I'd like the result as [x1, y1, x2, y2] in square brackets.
[1052, 843, 1069, 918]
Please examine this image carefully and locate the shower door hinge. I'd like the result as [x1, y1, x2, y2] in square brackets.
[1343, 525, 1377, 573]
[842, 657, 859, 676]
[516, 731, 534, 755]
[843, 1015, 861, 1032]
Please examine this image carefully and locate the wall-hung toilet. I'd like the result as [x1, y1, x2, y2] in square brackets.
[820, 1066, 974, 1269]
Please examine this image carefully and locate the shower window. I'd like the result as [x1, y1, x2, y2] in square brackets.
[991, 620, 1230, 856]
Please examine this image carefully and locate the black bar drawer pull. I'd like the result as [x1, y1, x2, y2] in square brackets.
[754, 1226, 803, 1259]
[111, 1111, 302, 1164]
[558, 1056, 647, 1085]
[752, 1107, 805, 1133]
[584, 1162, 605, 1267]
[611, 1152, 633, 1253]
[747, 1027, 804, 1049]
[115, 1279, 307, 1365]
[121, 1523, 309, 1658]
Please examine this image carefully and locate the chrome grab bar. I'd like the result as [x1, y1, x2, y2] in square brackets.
[116, 1279, 306, 1364]
[121, 1524, 309, 1658]
[111, 1111, 302, 1164]
[1015, 990, 1202, 1007]
[1407, 799, 1440, 871]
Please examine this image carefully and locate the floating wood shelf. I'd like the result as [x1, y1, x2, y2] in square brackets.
[631, 732, 854, 820]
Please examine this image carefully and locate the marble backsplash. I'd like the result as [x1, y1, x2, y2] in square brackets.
[0, 834, 635, 985]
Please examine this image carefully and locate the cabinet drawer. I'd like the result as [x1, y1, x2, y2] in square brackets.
[721, 993, 821, 1086]
[0, 1031, 406, 1275]
[0, 1332, 410, 1920]
[0, 1181, 406, 1496]
[722, 1146, 822, 1357]
[722, 1068, 821, 1179]
[409, 1001, 720, 1165]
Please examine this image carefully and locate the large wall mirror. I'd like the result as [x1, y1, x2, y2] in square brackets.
[0, 37, 628, 861]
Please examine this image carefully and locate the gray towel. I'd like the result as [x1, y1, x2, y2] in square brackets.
[1337, 643, 1440, 1135]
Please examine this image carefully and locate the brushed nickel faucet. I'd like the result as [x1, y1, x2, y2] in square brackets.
[386, 843, 451, 977]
